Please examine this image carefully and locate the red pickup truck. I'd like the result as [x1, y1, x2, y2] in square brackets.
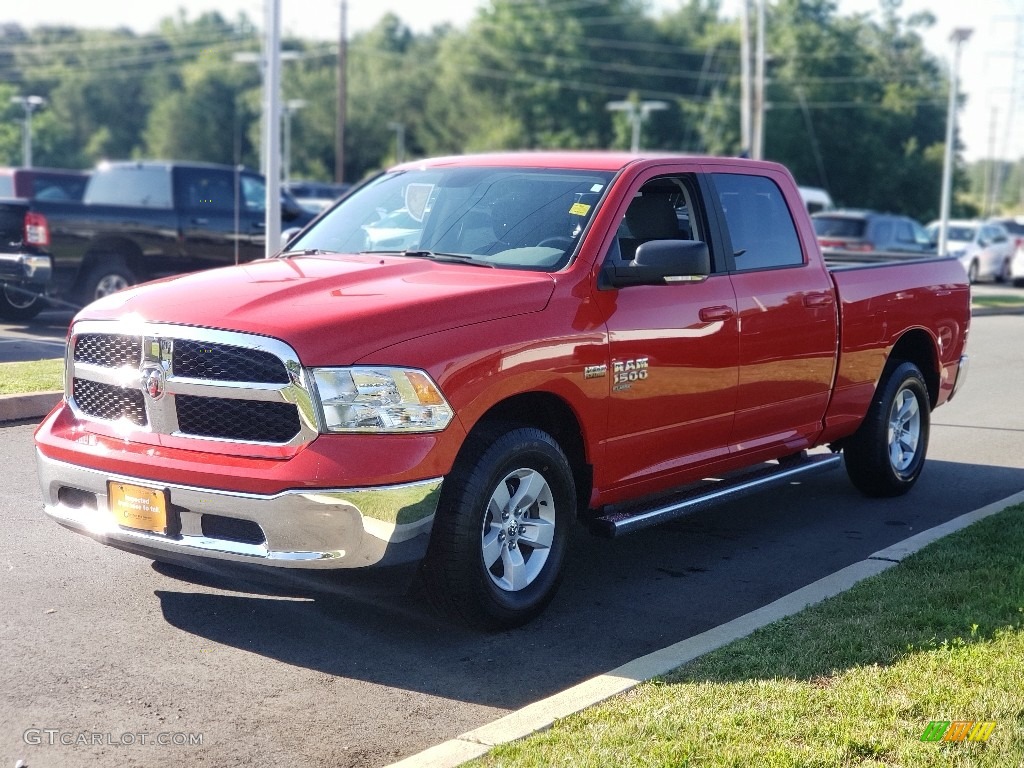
[34, 153, 970, 629]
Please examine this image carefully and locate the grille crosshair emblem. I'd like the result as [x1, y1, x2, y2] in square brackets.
[141, 364, 166, 401]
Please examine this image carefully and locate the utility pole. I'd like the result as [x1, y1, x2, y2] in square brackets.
[335, 0, 348, 183]
[264, 0, 283, 258]
[752, 0, 766, 160]
[739, 0, 752, 154]
[938, 28, 972, 258]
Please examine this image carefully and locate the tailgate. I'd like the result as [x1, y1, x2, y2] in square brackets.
[0, 199, 28, 251]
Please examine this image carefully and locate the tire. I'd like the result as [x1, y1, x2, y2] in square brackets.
[0, 283, 46, 321]
[967, 259, 979, 284]
[843, 361, 930, 497]
[421, 426, 575, 630]
[78, 260, 137, 307]
[996, 258, 1011, 284]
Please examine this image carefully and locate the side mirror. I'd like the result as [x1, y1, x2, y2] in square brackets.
[280, 227, 302, 250]
[600, 240, 711, 289]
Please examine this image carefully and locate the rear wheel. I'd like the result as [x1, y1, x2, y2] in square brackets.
[422, 426, 574, 630]
[844, 361, 930, 497]
[78, 260, 136, 307]
[0, 283, 46, 320]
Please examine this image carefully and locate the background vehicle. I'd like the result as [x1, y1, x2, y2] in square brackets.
[0, 161, 316, 319]
[812, 209, 934, 254]
[0, 166, 89, 202]
[35, 153, 970, 630]
[925, 219, 1014, 283]
[285, 180, 352, 212]
[0, 199, 51, 320]
[798, 186, 834, 214]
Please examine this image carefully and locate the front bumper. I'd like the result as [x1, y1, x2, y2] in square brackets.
[36, 450, 442, 569]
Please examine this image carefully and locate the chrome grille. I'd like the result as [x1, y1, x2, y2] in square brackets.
[73, 378, 147, 425]
[176, 396, 300, 442]
[67, 321, 319, 447]
[74, 334, 142, 368]
[172, 339, 289, 384]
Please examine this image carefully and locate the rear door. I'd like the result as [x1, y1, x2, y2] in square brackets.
[706, 167, 838, 456]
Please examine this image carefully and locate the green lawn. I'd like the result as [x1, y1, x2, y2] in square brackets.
[473, 504, 1024, 768]
[0, 358, 63, 395]
[972, 293, 1024, 307]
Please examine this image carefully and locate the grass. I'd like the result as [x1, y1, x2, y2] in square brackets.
[972, 293, 1024, 307]
[0, 358, 63, 395]
[472, 504, 1024, 768]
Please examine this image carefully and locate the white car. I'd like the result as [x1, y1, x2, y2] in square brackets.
[925, 219, 1014, 283]
[1011, 244, 1024, 287]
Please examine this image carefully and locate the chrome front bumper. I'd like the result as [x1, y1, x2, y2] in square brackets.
[36, 450, 442, 569]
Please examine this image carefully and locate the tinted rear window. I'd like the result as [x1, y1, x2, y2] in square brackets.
[813, 217, 866, 238]
[84, 166, 173, 208]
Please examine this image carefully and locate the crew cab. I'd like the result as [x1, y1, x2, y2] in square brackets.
[0, 160, 315, 320]
[34, 153, 970, 629]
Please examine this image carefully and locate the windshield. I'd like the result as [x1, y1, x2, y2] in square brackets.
[287, 166, 613, 271]
[926, 224, 976, 243]
[812, 216, 866, 238]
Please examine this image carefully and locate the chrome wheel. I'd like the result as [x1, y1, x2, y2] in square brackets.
[94, 273, 131, 298]
[481, 468, 556, 593]
[3, 283, 37, 310]
[887, 387, 921, 473]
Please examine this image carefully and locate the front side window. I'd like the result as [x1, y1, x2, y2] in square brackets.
[713, 173, 803, 271]
[288, 166, 613, 271]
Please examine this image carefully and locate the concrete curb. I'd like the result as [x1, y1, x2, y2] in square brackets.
[385, 488, 1024, 768]
[0, 391, 61, 423]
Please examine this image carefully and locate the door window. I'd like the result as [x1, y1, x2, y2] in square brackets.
[712, 174, 803, 271]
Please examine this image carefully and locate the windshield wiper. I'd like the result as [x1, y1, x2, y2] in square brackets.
[391, 249, 496, 268]
[275, 248, 336, 259]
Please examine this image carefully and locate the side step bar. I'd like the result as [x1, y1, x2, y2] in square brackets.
[590, 453, 843, 538]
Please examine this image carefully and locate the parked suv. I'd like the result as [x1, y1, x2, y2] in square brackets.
[812, 210, 934, 254]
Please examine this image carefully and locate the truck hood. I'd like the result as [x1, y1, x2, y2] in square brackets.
[78, 253, 556, 365]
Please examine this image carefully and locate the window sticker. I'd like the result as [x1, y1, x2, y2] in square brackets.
[569, 202, 592, 216]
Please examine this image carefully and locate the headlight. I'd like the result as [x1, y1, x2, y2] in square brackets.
[311, 367, 454, 433]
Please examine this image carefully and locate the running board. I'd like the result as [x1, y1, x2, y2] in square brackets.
[589, 453, 843, 538]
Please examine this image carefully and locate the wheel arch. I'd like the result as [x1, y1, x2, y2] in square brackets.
[887, 328, 940, 408]
[76, 238, 145, 285]
[461, 391, 593, 517]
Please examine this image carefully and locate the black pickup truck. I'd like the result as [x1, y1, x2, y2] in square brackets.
[0, 161, 315, 320]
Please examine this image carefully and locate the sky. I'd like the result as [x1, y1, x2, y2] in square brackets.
[7, 0, 1023, 161]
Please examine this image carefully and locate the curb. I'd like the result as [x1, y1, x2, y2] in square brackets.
[385, 487, 1024, 768]
[0, 391, 61, 424]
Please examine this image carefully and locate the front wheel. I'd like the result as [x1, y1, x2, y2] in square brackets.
[967, 259, 980, 284]
[843, 361, 930, 497]
[422, 426, 574, 630]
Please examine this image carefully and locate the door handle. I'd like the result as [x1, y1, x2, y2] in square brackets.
[191, 217, 209, 225]
[803, 292, 835, 308]
[253, 221, 266, 230]
[699, 305, 735, 322]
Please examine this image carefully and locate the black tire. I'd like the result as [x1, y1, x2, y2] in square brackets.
[0, 283, 46, 321]
[78, 260, 137, 307]
[967, 259, 979, 284]
[421, 426, 574, 630]
[843, 361, 930, 497]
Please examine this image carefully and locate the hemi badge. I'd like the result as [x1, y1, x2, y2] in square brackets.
[584, 364, 607, 380]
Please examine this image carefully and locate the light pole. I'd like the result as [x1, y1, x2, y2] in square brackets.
[937, 27, 972, 257]
[387, 121, 405, 164]
[10, 95, 46, 168]
[606, 99, 668, 153]
[232, 49, 301, 176]
[282, 99, 307, 185]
